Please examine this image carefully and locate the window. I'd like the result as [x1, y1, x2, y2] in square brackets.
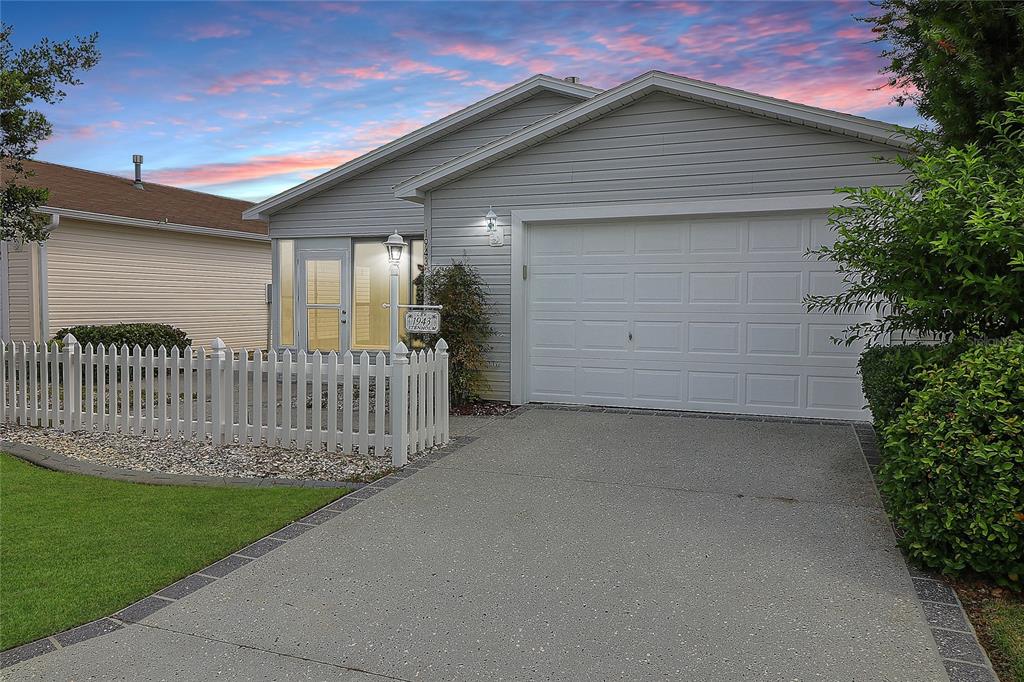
[351, 238, 424, 350]
[277, 240, 294, 347]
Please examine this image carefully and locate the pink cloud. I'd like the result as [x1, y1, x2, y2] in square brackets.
[205, 68, 293, 95]
[835, 26, 876, 41]
[351, 119, 425, 145]
[336, 59, 467, 82]
[184, 23, 250, 41]
[173, 94, 196, 102]
[592, 30, 679, 63]
[735, 72, 903, 114]
[147, 149, 365, 187]
[740, 14, 813, 39]
[777, 42, 820, 56]
[668, 2, 707, 16]
[336, 65, 392, 80]
[218, 110, 252, 120]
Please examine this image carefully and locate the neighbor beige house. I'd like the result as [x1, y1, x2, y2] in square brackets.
[1, 159, 270, 348]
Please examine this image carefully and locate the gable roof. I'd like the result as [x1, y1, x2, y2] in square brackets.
[394, 70, 915, 203]
[242, 74, 600, 220]
[5, 159, 268, 239]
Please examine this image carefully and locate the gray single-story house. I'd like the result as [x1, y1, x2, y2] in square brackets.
[245, 71, 911, 420]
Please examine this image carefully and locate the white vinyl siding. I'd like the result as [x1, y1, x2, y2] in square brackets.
[269, 92, 581, 238]
[4, 242, 38, 341]
[427, 93, 908, 401]
[43, 219, 271, 348]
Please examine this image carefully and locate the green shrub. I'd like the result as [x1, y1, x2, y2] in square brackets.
[859, 341, 968, 426]
[806, 93, 1024, 344]
[409, 261, 492, 406]
[52, 323, 191, 350]
[878, 333, 1024, 584]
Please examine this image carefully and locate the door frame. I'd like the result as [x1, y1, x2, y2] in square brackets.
[508, 193, 845, 406]
[296, 247, 350, 353]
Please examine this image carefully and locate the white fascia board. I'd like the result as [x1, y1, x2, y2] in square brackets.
[242, 75, 601, 220]
[395, 71, 915, 202]
[40, 207, 270, 242]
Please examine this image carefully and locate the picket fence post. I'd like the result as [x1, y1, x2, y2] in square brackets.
[62, 333, 79, 433]
[435, 338, 449, 445]
[390, 342, 409, 467]
[211, 337, 229, 445]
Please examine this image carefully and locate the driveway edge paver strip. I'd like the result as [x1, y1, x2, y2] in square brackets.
[0, 435, 478, 669]
[851, 422, 999, 682]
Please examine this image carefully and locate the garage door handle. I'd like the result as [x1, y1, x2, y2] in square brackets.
[628, 332, 633, 341]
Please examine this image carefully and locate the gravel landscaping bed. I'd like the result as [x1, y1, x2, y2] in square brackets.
[0, 424, 400, 483]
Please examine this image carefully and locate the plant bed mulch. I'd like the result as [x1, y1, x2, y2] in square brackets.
[948, 577, 1024, 682]
[449, 401, 517, 417]
[0, 424, 402, 483]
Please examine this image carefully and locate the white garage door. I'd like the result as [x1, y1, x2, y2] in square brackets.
[525, 214, 869, 420]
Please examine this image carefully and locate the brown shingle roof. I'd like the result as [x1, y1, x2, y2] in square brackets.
[3, 159, 267, 236]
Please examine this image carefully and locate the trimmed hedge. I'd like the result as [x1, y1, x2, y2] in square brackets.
[877, 333, 1024, 584]
[52, 323, 191, 351]
[859, 341, 967, 426]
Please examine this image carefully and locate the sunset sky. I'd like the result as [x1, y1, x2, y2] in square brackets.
[5, 1, 924, 202]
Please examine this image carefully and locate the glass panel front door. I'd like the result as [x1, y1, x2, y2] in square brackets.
[299, 252, 347, 352]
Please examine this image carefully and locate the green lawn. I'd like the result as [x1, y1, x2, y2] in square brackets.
[0, 454, 346, 650]
[985, 597, 1024, 682]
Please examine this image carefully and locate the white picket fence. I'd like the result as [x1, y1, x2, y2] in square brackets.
[0, 335, 448, 466]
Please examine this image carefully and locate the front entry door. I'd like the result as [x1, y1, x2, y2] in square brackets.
[298, 250, 349, 352]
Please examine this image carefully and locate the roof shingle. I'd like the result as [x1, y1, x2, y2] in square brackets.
[3, 159, 267, 236]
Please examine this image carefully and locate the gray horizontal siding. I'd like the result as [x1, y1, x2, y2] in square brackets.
[427, 92, 908, 400]
[269, 92, 581, 238]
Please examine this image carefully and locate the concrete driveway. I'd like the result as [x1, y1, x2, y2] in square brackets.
[6, 407, 949, 681]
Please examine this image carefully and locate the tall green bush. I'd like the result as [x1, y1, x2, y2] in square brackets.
[410, 261, 492, 406]
[807, 93, 1024, 345]
[858, 341, 967, 426]
[52, 323, 191, 350]
[863, 0, 1024, 146]
[878, 333, 1024, 584]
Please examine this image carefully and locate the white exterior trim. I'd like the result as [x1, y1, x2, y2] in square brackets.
[39, 206, 269, 242]
[396, 71, 914, 202]
[508, 194, 845, 405]
[244, 75, 601, 220]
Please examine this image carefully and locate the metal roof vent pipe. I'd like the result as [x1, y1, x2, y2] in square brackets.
[563, 76, 581, 84]
[133, 154, 144, 189]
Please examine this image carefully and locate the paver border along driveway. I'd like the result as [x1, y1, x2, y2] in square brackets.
[2, 406, 993, 681]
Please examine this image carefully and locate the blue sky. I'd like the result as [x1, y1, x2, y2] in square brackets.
[6, 1, 924, 202]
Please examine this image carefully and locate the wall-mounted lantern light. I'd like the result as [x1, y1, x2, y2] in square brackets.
[484, 207, 503, 247]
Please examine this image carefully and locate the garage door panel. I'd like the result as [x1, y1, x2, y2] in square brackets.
[747, 323, 802, 356]
[579, 366, 632, 400]
[689, 272, 741, 303]
[635, 273, 684, 303]
[525, 214, 871, 419]
[746, 373, 802, 408]
[688, 322, 741, 354]
[690, 220, 744, 253]
[580, 320, 630, 351]
[688, 371, 741, 405]
[748, 217, 806, 254]
[580, 273, 630, 303]
[633, 321, 684, 353]
[747, 271, 803, 304]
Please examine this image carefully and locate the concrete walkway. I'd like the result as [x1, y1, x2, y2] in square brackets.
[6, 408, 950, 681]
